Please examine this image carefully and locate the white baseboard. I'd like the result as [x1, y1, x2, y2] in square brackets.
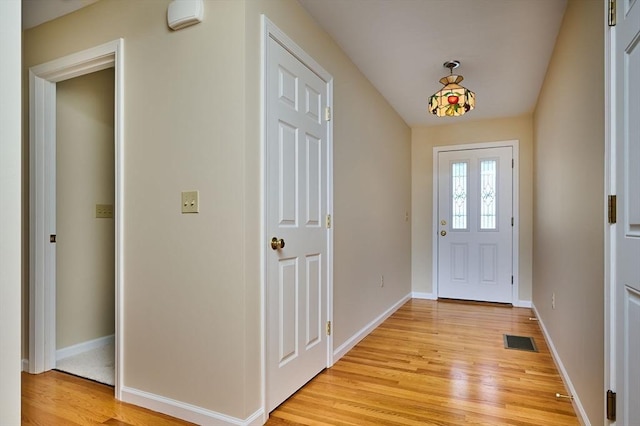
[56, 334, 114, 361]
[333, 293, 411, 362]
[121, 386, 263, 426]
[532, 304, 589, 426]
[515, 300, 532, 308]
[22, 359, 29, 372]
[412, 292, 437, 300]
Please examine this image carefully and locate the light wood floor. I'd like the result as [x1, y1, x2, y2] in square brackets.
[22, 299, 578, 425]
[267, 299, 578, 425]
[21, 370, 195, 425]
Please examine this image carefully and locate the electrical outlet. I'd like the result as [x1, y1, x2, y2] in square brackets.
[380, 274, 384, 287]
[95, 204, 113, 219]
[552, 292, 556, 309]
[181, 190, 199, 213]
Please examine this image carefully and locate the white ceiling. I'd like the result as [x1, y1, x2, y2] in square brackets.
[22, 0, 568, 127]
[299, 0, 567, 126]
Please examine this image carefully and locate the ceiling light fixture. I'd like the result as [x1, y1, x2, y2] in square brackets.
[428, 60, 475, 117]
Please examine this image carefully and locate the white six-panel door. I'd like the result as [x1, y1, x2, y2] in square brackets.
[437, 147, 513, 303]
[266, 35, 329, 412]
[614, 0, 640, 421]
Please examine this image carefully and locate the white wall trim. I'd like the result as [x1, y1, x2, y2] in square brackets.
[432, 140, 520, 304]
[0, 3, 22, 422]
[515, 300, 532, 308]
[333, 293, 411, 362]
[28, 39, 125, 400]
[412, 292, 437, 300]
[532, 304, 589, 425]
[121, 387, 263, 426]
[56, 334, 114, 361]
[260, 15, 334, 420]
[22, 359, 29, 372]
[603, 3, 615, 425]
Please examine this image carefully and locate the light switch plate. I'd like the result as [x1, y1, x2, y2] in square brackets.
[181, 190, 199, 213]
[96, 204, 113, 219]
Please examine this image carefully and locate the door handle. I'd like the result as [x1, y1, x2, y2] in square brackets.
[440, 230, 447, 237]
[271, 237, 285, 250]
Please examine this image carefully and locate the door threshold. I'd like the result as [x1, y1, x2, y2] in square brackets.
[437, 298, 513, 308]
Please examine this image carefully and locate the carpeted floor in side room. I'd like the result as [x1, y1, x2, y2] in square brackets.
[56, 342, 114, 386]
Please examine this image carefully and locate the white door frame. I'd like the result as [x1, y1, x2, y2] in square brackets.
[28, 39, 124, 398]
[604, 10, 615, 422]
[260, 15, 334, 419]
[432, 140, 520, 305]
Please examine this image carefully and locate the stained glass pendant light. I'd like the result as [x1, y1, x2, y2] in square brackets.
[428, 60, 475, 117]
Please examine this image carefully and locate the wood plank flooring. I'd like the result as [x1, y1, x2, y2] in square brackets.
[22, 299, 578, 425]
[267, 299, 579, 425]
[21, 371, 194, 425]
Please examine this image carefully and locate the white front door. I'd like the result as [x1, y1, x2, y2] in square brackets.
[437, 147, 513, 303]
[614, 0, 640, 421]
[266, 35, 330, 412]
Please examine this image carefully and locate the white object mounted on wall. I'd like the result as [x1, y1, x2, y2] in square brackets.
[167, 0, 204, 31]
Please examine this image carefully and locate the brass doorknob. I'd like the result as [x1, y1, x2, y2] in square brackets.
[440, 230, 447, 236]
[271, 237, 285, 250]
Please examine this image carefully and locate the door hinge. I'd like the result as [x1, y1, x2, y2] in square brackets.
[512, 158, 514, 168]
[325, 106, 332, 121]
[608, 0, 616, 26]
[511, 217, 514, 227]
[511, 275, 514, 285]
[606, 389, 616, 421]
[50, 234, 56, 243]
[608, 195, 617, 224]
[326, 214, 332, 229]
[326, 321, 331, 336]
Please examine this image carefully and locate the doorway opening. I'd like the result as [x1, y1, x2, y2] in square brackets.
[53, 68, 115, 386]
[28, 39, 124, 398]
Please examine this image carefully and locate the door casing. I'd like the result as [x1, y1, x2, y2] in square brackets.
[604, 8, 614, 422]
[260, 15, 334, 420]
[28, 39, 124, 399]
[604, 0, 640, 421]
[432, 140, 520, 305]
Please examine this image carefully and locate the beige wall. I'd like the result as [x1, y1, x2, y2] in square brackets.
[532, 0, 604, 423]
[412, 115, 534, 302]
[245, 0, 412, 350]
[56, 69, 115, 349]
[0, 0, 22, 423]
[24, 0, 412, 420]
[24, 0, 252, 418]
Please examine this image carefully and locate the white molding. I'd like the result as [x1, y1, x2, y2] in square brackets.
[262, 16, 332, 83]
[259, 15, 267, 424]
[515, 300, 532, 308]
[532, 304, 590, 426]
[121, 387, 263, 426]
[603, 4, 615, 425]
[432, 140, 520, 304]
[56, 334, 114, 361]
[333, 293, 411, 362]
[28, 39, 125, 401]
[412, 292, 437, 300]
[22, 359, 29, 372]
[30, 40, 117, 83]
